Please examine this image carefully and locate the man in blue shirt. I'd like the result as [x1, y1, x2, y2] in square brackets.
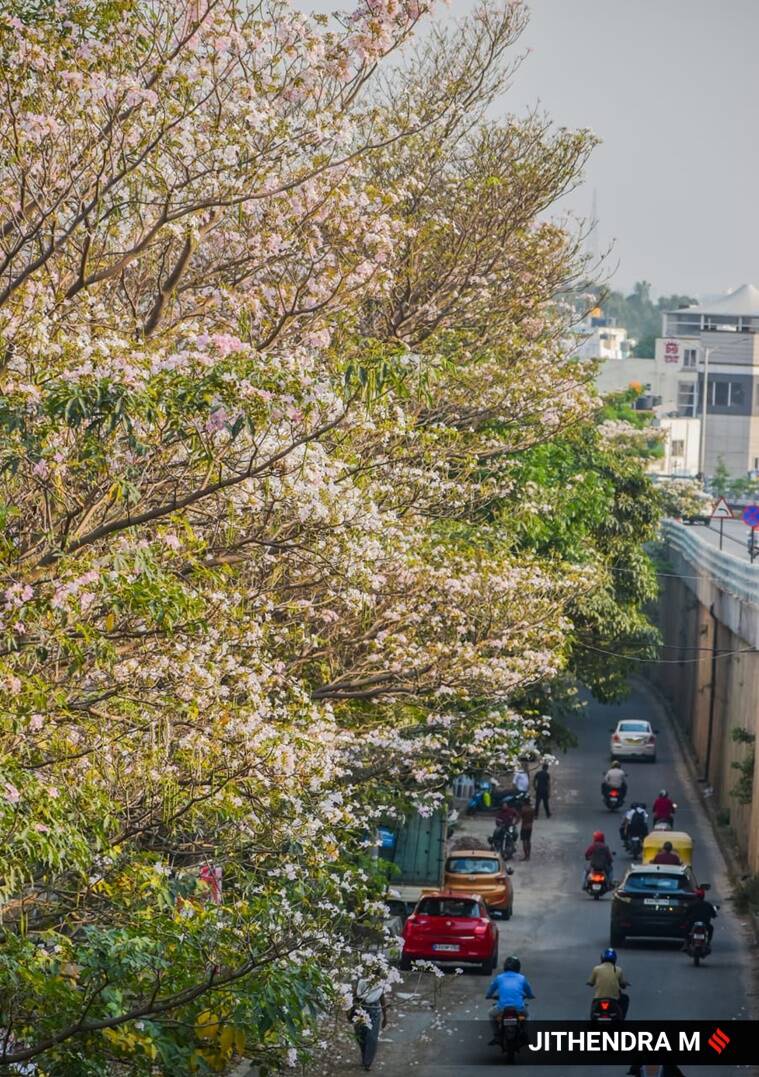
[485, 955, 535, 1043]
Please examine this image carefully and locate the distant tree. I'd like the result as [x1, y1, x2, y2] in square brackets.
[598, 283, 697, 358]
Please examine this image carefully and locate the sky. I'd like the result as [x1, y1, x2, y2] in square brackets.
[303, 0, 759, 300]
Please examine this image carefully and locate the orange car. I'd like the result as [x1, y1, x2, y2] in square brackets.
[443, 848, 514, 919]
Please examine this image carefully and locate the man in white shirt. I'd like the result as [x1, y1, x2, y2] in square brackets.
[353, 977, 388, 1072]
[513, 767, 529, 794]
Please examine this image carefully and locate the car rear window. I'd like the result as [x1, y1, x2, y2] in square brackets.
[624, 873, 693, 893]
[417, 898, 480, 918]
[618, 721, 650, 732]
[446, 857, 499, 875]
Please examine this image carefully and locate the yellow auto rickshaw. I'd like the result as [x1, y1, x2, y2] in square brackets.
[642, 829, 693, 866]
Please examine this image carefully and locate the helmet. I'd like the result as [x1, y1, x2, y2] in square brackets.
[611, 760, 620, 768]
[593, 831, 604, 843]
[503, 956, 521, 973]
[659, 789, 668, 797]
[601, 948, 617, 964]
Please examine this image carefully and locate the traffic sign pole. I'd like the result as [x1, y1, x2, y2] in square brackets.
[720, 518, 724, 550]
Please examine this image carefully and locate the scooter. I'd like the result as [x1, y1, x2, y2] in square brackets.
[653, 802, 678, 829]
[602, 786, 625, 811]
[585, 871, 611, 900]
[590, 997, 624, 1022]
[497, 1008, 529, 1063]
[466, 783, 494, 816]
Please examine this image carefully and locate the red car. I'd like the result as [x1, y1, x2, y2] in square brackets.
[400, 891, 499, 973]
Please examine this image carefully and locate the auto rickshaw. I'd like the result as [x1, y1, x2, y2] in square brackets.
[642, 829, 693, 866]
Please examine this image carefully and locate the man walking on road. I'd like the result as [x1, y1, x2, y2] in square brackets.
[519, 799, 534, 860]
[533, 763, 551, 818]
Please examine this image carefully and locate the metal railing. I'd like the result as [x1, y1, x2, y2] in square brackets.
[661, 520, 759, 608]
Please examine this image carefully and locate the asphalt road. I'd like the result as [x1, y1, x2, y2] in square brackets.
[692, 518, 759, 562]
[365, 680, 756, 1077]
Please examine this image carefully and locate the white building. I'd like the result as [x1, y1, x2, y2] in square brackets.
[573, 306, 635, 361]
[657, 284, 759, 477]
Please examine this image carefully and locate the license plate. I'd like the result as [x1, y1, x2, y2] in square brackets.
[591, 884, 602, 891]
[644, 899, 674, 909]
[432, 943, 460, 952]
[627, 737, 644, 744]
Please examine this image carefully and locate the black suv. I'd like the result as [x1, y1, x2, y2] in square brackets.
[610, 864, 703, 945]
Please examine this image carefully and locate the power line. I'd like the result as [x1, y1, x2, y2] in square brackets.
[576, 640, 756, 665]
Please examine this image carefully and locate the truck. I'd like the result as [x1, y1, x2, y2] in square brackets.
[380, 809, 447, 921]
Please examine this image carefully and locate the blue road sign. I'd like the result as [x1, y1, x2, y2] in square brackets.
[742, 505, 759, 528]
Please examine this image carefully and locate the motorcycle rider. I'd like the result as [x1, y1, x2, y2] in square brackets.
[486, 955, 535, 1044]
[620, 803, 648, 847]
[602, 760, 627, 800]
[587, 948, 629, 1019]
[584, 830, 614, 889]
[683, 887, 718, 945]
[652, 789, 675, 825]
[652, 840, 681, 865]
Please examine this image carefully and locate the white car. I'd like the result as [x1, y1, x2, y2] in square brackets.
[610, 719, 657, 761]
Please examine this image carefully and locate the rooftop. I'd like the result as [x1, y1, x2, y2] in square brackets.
[670, 283, 759, 318]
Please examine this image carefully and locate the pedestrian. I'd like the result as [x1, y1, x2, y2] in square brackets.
[519, 798, 534, 860]
[351, 974, 388, 1072]
[513, 764, 529, 795]
[533, 762, 551, 818]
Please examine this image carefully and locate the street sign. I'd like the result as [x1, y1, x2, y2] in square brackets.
[711, 497, 734, 520]
[742, 505, 759, 528]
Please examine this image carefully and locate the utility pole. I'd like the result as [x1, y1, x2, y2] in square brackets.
[698, 346, 711, 478]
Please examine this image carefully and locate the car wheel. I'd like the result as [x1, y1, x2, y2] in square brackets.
[502, 901, 513, 921]
[609, 927, 625, 948]
[400, 953, 412, 972]
[480, 949, 497, 976]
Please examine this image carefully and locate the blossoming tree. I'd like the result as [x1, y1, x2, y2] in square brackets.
[0, 0, 611, 1070]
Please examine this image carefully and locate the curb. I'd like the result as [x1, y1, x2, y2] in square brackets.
[635, 674, 759, 950]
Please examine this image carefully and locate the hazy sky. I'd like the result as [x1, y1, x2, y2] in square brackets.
[304, 0, 759, 299]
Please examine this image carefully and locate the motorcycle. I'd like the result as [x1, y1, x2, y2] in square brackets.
[628, 834, 643, 861]
[585, 870, 611, 900]
[603, 786, 625, 811]
[685, 921, 710, 966]
[489, 822, 518, 861]
[497, 1008, 529, 1063]
[466, 783, 494, 816]
[590, 997, 624, 1023]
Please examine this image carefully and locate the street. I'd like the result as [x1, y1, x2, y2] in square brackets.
[693, 519, 758, 562]
[335, 681, 755, 1076]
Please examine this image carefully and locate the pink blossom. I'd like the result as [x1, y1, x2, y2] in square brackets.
[3, 782, 20, 804]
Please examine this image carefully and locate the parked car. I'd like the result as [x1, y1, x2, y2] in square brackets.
[400, 892, 499, 973]
[443, 848, 514, 918]
[610, 863, 704, 946]
[610, 718, 657, 761]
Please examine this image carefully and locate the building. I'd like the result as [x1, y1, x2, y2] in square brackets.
[657, 284, 759, 477]
[573, 305, 635, 361]
[595, 356, 701, 478]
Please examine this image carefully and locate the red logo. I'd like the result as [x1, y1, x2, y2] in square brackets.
[708, 1028, 731, 1055]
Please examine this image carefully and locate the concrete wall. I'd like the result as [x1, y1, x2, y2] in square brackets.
[649, 551, 759, 870]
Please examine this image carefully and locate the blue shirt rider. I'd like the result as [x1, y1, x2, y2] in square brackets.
[486, 956, 535, 1043]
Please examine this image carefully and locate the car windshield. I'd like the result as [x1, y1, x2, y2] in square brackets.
[618, 721, 650, 733]
[446, 857, 499, 875]
[417, 898, 480, 918]
[625, 873, 693, 893]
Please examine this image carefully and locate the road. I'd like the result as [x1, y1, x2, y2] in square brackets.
[693, 518, 759, 562]
[347, 680, 755, 1077]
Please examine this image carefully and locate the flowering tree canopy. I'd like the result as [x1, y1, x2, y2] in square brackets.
[0, 0, 621, 1071]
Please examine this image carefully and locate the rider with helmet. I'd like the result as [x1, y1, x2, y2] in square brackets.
[584, 830, 614, 888]
[652, 789, 676, 825]
[485, 956, 536, 1044]
[587, 948, 629, 1019]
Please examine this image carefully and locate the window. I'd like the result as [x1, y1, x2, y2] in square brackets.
[710, 381, 745, 407]
[677, 382, 696, 416]
[624, 873, 694, 894]
[618, 721, 651, 733]
[446, 857, 499, 875]
[416, 898, 481, 918]
[671, 440, 685, 457]
[682, 348, 697, 369]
